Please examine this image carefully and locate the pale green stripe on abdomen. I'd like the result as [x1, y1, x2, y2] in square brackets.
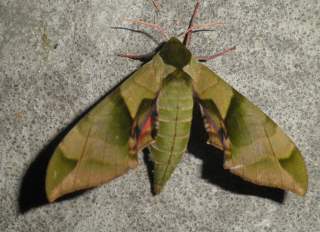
[150, 72, 193, 193]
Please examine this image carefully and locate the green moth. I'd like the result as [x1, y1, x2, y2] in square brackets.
[45, 1, 308, 202]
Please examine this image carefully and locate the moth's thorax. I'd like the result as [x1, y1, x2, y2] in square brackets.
[159, 37, 192, 69]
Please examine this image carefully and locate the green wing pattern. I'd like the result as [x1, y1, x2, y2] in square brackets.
[185, 59, 308, 196]
[46, 54, 170, 202]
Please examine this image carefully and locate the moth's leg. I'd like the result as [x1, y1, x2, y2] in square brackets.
[124, 19, 169, 40]
[118, 51, 156, 62]
[183, 1, 224, 47]
[183, 0, 200, 46]
[196, 46, 236, 62]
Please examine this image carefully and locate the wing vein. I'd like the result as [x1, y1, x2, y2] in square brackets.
[72, 126, 92, 190]
[264, 126, 284, 189]
[133, 79, 156, 94]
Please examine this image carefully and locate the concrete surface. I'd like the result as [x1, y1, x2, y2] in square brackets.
[1, 0, 319, 231]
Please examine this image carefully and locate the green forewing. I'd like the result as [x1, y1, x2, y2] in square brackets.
[120, 54, 174, 117]
[46, 91, 135, 202]
[46, 38, 308, 202]
[45, 54, 171, 202]
[184, 58, 308, 195]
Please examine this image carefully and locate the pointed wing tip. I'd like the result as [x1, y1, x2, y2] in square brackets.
[294, 181, 308, 197]
[47, 196, 56, 203]
[46, 190, 59, 203]
[291, 186, 307, 197]
[297, 190, 307, 197]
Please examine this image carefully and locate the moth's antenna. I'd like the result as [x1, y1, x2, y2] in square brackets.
[123, 19, 169, 40]
[116, 18, 168, 61]
[183, 0, 200, 47]
[117, 51, 156, 61]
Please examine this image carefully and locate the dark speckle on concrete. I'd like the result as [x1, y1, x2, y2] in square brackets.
[1, 0, 319, 231]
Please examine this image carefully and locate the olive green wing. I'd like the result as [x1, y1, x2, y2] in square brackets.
[185, 59, 308, 196]
[46, 54, 172, 202]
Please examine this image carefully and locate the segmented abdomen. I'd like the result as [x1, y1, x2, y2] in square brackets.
[150, 72, 193, 193]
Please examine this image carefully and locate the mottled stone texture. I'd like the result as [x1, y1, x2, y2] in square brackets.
[0, 0, 319, 231]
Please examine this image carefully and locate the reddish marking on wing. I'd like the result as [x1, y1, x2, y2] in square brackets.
[137, 115, 153, 146]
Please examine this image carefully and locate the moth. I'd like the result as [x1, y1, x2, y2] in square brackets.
[46, 1, 308, 202]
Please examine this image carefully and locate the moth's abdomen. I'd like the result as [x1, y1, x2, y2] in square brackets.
[150, 72, 193, 194]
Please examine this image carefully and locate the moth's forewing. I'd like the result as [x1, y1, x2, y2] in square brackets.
[45, 53, 171, 202]
[185, 60, 308, 196]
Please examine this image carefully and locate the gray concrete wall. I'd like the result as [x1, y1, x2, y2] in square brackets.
[1, 0, 319, 231]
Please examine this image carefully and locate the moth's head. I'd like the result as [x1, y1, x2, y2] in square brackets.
[159, 37, 192, 69]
